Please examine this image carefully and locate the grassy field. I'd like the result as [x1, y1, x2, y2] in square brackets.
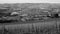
[0, 18, 59, 34]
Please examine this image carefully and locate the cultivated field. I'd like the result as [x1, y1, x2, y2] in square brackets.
[0, 19, 60, 34]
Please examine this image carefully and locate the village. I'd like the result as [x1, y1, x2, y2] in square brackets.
[0, 6, 60, 23]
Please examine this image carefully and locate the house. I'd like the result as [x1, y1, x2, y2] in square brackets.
[20, 14, 28, 17]
[11, 12, 20, 16]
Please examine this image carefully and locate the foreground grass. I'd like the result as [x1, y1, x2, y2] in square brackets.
[0, 20, 60, 34]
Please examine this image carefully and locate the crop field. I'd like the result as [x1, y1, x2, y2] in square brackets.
[0, 19, 59, 34]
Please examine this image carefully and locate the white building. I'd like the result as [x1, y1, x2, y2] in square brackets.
[11, 12, 20, 15]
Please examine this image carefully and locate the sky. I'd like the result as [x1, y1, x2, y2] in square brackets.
[0, 0, 60, 3]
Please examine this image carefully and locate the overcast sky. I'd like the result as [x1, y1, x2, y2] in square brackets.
[0, 0, 60, 3]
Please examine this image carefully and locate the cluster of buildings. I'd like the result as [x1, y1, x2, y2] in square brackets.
[0, 7, 60, 22]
